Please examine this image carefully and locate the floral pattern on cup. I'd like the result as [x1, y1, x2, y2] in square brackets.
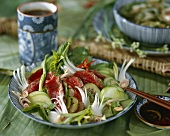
[17, 2, 58, 33]
[18, 14, 57, 32]
[18, 28, 58, 65]
[17, 2, 58, 65]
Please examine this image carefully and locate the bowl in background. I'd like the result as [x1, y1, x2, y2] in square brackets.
[113, 0, 170, 48]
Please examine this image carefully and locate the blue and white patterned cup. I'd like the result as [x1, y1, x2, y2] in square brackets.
[17, 2, 58, 65]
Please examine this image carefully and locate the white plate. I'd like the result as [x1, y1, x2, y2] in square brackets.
[8, 59, 138, 129]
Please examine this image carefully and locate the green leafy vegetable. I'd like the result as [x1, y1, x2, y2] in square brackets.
[89, 62, 113, 70]
[22, 104, 40, 113]
[46, 42, 70, 73]
[68, 46, 92, 66]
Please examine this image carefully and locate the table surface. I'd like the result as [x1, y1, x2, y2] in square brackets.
[0, 0, 170, 136]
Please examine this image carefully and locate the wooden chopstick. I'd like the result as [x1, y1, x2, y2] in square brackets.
[125, 87, 170, 110]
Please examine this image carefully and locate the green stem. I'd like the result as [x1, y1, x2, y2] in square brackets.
[62, 108, 89, 118]
[62, 107, 91, 126]
[72, 0, 116, 39]
[38, 55, 48, 91]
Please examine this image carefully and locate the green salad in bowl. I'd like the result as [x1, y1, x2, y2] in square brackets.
[113, 0, 170, 47]
[119, 0, 170, 28]
[9, 42, 137, 128]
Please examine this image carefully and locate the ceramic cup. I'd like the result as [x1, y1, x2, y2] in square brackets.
[17, 2, 58, 65]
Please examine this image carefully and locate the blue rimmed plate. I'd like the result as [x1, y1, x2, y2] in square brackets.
[93, 8, 170, 56]
[8, 59, 138, 129]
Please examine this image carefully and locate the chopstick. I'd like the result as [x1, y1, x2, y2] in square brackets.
[125, 87, 170, 110]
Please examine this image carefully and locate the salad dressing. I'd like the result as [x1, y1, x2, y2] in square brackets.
[140, 101, 170, 125]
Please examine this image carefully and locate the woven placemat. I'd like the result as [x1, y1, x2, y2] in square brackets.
[1, 17, 170, 77]
[60, 38, 170, 77]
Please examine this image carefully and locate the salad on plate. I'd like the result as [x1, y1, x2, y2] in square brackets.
[11, 42, 136, 126]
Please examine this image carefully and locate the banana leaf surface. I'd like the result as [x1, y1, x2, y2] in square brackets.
[0, 0, 170, 136]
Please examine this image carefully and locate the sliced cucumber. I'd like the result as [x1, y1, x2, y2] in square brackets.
[28, 91, 46, 97]
[89, 63, 110, 71]
[120, 99, 134, 109]
[104, 77, 118, 86]
[28, 91, 52, 105]
[67, 97, 78, 113]
[84, 83, 100, 94]
[84, 83, 100, 103]
[100, 86, 128, 100]
[98, 67, 114, 77]
[102, 105, 114, 118]
[97, 71, 112, 78]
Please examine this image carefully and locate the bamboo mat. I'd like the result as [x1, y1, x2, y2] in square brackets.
[61, 38, 170, 77]
[0, 17, 170, 77]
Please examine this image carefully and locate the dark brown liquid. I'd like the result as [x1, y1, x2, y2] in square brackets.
[23, 9, 52, 15]
[140, 102, 170, 126]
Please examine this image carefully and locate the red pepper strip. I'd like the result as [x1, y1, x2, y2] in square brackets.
[77, 58, 96, 70]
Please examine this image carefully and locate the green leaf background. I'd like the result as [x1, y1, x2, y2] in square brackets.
[0, 0, 170, 136]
